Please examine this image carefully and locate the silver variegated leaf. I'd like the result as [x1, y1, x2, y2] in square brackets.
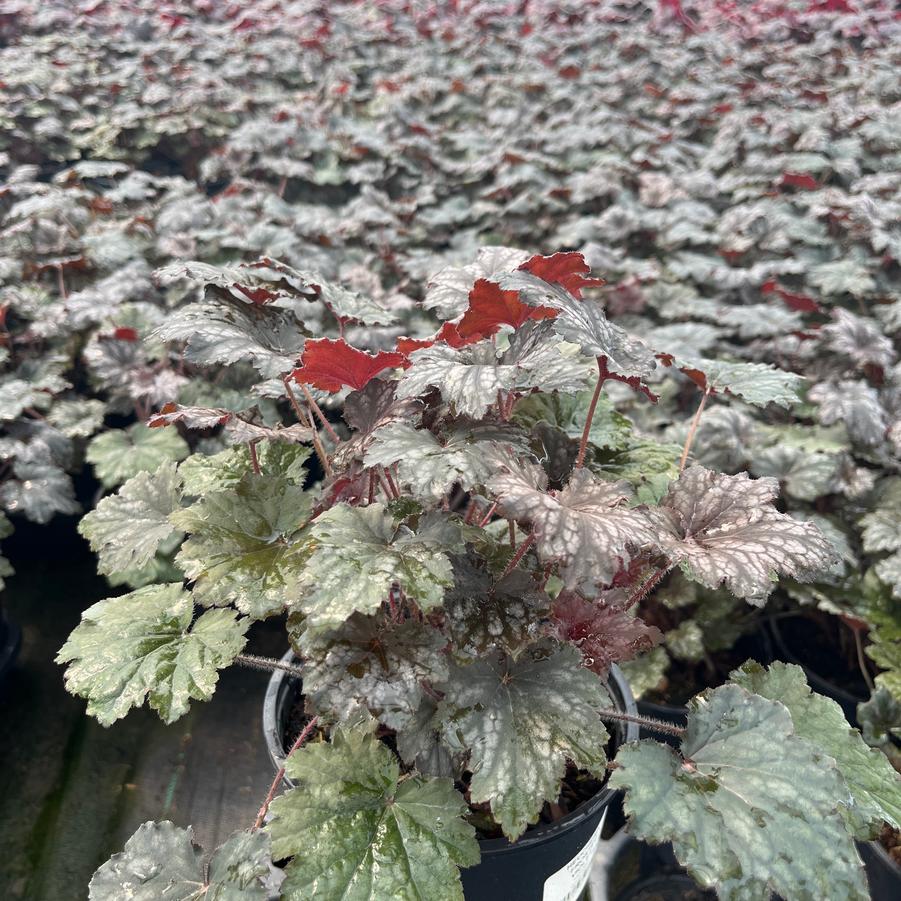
[297, 505, 459, 634]
[732, 661, 901, 834]
[648, 466, 838, 603]
[89, 822, 272, 901]
[488, 459, 656, 592]
[299, 613, 448, 730]
[57, 583, 248, 725]
[86, 423, 189, 489]
[611, 685, 868, 901]
[497, 270, 656, 380]
[437, 642, 610, 841]
[268, 719, 478, 901]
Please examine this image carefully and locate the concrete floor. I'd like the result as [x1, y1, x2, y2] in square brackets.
[0, 516, 286, 901]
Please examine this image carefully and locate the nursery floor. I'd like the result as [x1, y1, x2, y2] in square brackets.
[0, 519, 287, 901]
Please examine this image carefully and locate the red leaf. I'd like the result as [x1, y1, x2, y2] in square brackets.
[395, 322, 482, 361]
[519, 252, 605, 298]
[457, 279, 556, 338]
[553, 590, 662, 677]
[761, 280, 822, 313]
[113, 327, 139, 341]
[234, 284, 278, 305]
[780, 172, 820, 191]
[292, 339, 404, 393]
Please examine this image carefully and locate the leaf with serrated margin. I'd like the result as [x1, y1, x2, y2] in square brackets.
[501, 320, 594, 394]
[496, 271, 656, 380]
[151, 298, 307, 379]
[299, 613, 448, 730]
[443, 562, 552, 662]
[365, 422, 526, 500]
[437, 642, 610, 841]
[89, 821, 272, 901]
[87, 423, 189, 489]
[179, 443, 311, 496]
[732, 661, 901, 835]
[858, 688, 901, 748]
[488, 459, 656, 592]
[396, 697, 457, 778]
[268, 720, 478, 901]
[57, 583, 247, 725]
[171, 473, 312, 620]
[297, 505, 459, 634]
[514, 391, 633, 452]
[397, 342, 517, 419]
[610, 684, 868, 901]
[423, 246, 530, 318]
[809, 380, 887, 447]
[79, 461, 182, 576]
[667, 357, 804, 408]
[553, 590, 662, 677]
[647, 466, 837, 603]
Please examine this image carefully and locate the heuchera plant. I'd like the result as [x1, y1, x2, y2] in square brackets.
[61, 251, 901, 901]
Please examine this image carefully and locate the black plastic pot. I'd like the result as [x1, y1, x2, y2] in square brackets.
[767, 616, 866, 725]
[262, 650, 638, 901]
[859, 839, 901, 901]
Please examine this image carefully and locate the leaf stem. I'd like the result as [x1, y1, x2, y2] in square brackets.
[383, 466, 400, 499]
[285, 378, 332, 477]
[502, 532, 535, 579]
[679, 386, 711, 472]
[623, 566, 671, 612]
[234, 653, 304, 679]
[252, 715, 318, 830]
[576, 357, 607, 469]
[298, 381, 340, 444]
[852, 626, 875, 694]
[248, 438, 262, 475]
[478, 501, 498, 527]
[597, 708, 685, 738]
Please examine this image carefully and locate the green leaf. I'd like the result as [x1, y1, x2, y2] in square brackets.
[79, 461, 183, 576]
[89, 821, 272, 901]
[594, 436, 683, 504]
[46, 398, 106, 438]
[732, 661, 901, 834]
[620, 645, 669, 700]
[87, 423, 189, 489]
[268, 720, 478, 901]
[610, 684, 868, 901]
[513, 391, 633, 452]
[488, 459, 656, 593]
[171, 473, 312, 620]
[437, 642, 610, 840]
[858, 688, 901, 748]
[297, 505, 459, 634]
[57, 584, 248, 725]
[298, 613, 448, 730]
[179, 442, 311, 496]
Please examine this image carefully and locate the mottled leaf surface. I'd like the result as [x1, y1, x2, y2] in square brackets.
[58, 583, 248, 725]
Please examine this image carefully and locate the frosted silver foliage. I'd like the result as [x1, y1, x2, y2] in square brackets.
[810, 380, 888, 446]
[611, 685, 868, 901]
[89, 822, 272, 901]
[299, 613, 449, 730]
[437, 642, 610, 841]
[732, 662, 901, 834]
[365, 422, 525, 500]
[298, 505, 459, 634]
[268, 720, 478, 901]
[396, 342, 518, 419]
[57, 583, 248, 725]
[648, 466, 838, 603]
[79, 461, 182, 576]
[423, 246, 530, 318]
[676, 357, 804, 408]
[488, 459, 656, 592]
[496, 271, 656, 379]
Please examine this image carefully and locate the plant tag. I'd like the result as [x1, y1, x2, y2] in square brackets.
[542, 808, 607, 901]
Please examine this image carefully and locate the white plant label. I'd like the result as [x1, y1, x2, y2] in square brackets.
[542, 808, 607, 901]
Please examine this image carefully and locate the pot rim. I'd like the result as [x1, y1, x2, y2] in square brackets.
[262, 648, 639, 854]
